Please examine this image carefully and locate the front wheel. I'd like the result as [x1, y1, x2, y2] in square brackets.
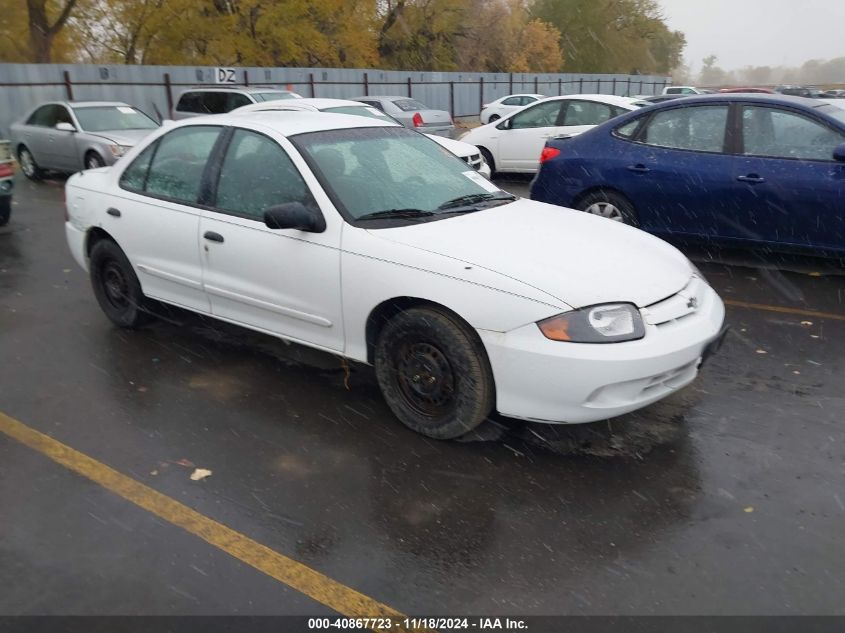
[488, 114, 500, 122]
[375, 307, 495, 439]
[85, 152, 105, 170]
[89, 240, 154, 328]
[577, 190, 639, 226]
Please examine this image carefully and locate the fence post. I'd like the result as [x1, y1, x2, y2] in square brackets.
[479, 76, 484, 113]
[627, 77, 631, 96]
[579, 78, 583, 93]
[597, 78, 602, 93]
[163, 72, 173, 115]
[558, 78, 562, 96]
[63, 70, 74, 100]
[509, 72, 513, 94]
[449, 81, 455, 119]
[244, 69, 250, 86]
[612, 77, 617, 95]
[363, 72, 369, 96]
[309, 72, 315, 97]
[407, 76, 412, 97]
[534, 76, 538, 93]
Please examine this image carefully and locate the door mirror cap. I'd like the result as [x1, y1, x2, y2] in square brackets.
[833, 143, 845, 163]
[264, 202, 326, 233]
[496, 118, 511, 130]
[55, 122, 76, 132]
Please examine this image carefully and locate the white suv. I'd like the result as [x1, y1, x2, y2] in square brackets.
[172, 86, 302, 119]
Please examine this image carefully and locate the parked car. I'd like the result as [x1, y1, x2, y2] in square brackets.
[232, 98, 490, 177]
[350, 96, 454, 137]
[0, 139, 13, 226]
[10, 101, 160, 179]
[825, 89, 845, 98]
[530, 94, 845, 255]
[480, 94, 545, 124]
[662, 86, 706, 95]
[172, 86, 302, 119]
[639, 94, 687, 104]
[64, 111, 726, 439]
[460, 94, 646, 174]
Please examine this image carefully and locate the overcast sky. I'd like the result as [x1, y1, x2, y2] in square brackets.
[659, 0, 845, 72]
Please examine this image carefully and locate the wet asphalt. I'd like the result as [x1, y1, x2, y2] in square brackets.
[1, 175, 844, 617]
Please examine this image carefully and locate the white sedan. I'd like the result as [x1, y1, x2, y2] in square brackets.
[462, 94, 647, 174]
[480, 93, 545, 124]
[65, 112, 726, 439]
[232, 98, 491, 177]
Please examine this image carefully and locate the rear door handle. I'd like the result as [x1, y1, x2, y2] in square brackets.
[106, 207, 121, 217]
[627, 164, 651, 173]
[737, 174, 766, 184]
[203, 231, 224, 243]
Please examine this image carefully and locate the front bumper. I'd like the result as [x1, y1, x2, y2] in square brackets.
[479, 281, 726, 424]
[65, 221, 89, 272]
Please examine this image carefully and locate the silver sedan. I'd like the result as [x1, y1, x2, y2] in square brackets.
[10, 101, 159, 179]
[351, 96, 455, 137]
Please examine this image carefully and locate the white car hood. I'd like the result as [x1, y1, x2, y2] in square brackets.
[371, 199, 693, 309]
[426, 134, 476, 158]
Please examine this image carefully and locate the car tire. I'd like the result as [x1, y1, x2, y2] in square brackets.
[89, 239, 155, 328]
[488, 114, 500, 122]
[85, 152, 105, 170]
[374, 306, 495, 440]
[18, 146, 44, 181]
[478, 147, 496, 178]
[577, 190, 639, 226]
[0, 196, 10, 227]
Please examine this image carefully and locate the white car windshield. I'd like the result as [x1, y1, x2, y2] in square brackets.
[292, 127, 513, 222]
[72, 106, 158, 132]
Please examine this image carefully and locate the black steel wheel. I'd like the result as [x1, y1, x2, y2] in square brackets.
[89, 239, 154, 328]
[375, 306, 495, 439]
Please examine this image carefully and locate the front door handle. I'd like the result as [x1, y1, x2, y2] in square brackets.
[106, 207, 121, 217]
[203, 231, 224, 243]
[737, 174, 766, 184]
[627, 164, 651, 174]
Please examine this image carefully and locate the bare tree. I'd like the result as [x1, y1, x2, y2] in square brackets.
[26, 0, 79, 62]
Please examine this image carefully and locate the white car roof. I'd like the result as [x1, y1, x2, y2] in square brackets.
[542, 94, 643, 108]
[179, 110, 399, 136]
[232, 98, 376, 114]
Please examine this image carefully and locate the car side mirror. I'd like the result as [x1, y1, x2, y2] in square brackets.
[496, 118, 511, 130]
[834, 143, 845, 163]
[264, 202, 326, 233]
[55, 122, 76, 132]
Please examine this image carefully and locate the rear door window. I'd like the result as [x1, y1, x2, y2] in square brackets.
[27, 105, 57, 127]
[176, 92, 203, 113]
[642, 105, 729, 153]
[145, 126, 222, 203]
[226, 93, 252, 110]
[563, 100, 615, 126]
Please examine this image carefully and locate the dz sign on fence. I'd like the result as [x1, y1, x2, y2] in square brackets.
[215, 68, 237, 84]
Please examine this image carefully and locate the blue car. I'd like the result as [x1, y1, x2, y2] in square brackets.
[530, 94, 845, 254]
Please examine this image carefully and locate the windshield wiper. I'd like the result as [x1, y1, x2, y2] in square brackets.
[437, 192, 517, 210]
[356, 208, 435, 221]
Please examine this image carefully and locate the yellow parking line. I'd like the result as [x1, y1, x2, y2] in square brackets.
[0, 411, 417, 631]
[724, 299, 845, 322]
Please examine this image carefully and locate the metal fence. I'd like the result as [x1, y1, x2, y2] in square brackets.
[0, 63, 670, 135]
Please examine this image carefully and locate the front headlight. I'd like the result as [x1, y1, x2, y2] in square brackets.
[109, 144, 132, 157]
[537, 303, 645, 343]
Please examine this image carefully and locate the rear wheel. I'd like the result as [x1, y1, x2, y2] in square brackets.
[18, 146, 43, 181]
[374, 307, 495, 439]
[89, 239, 154, 328]
[577, 190, 639, 226]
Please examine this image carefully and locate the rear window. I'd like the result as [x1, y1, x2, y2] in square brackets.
[252, 92, 297, 102]
[392, 99, 429, 112]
